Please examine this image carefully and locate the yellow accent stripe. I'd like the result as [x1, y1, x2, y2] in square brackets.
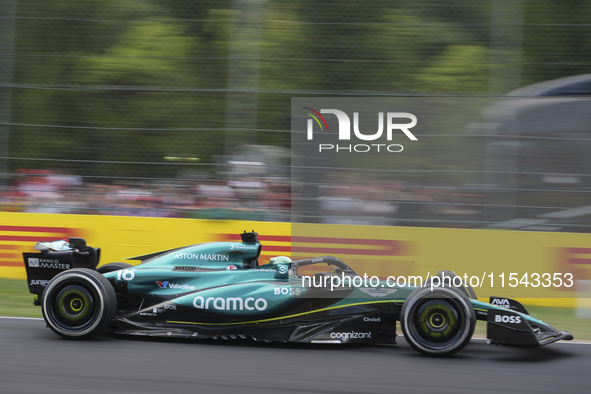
[167, 300, 405, 326]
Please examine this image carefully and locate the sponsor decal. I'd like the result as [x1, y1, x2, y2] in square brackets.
[476, 310, 488, 316]
[41, 262, 71, 269]
[277, 265, 288, 275]
[169, 283, 196, 290]
[174, 253, 229, 261]
[358, 288, 397, 298]
[492, 298, 511, 308]
[156, 281, 196, 290]
[140, 308, 163, 316]
[273, 287, 302, 296]
[30, 279, 49, 286]
[330, 331, 372, 339]
[253, 268, 275, 272]
[230, 244, 258, 250]
[193, 296, 268, 311]
[30, 259, 70, 269]
[363, 317, 381, 322]
[227, 265, 238, 270]
[494, 315, 522, 324]
[164, 303, 177, 310]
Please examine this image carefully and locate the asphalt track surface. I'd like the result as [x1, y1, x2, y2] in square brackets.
[1, 317, 590, 394]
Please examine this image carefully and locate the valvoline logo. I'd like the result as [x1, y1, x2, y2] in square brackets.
[156, 281, 196, 290]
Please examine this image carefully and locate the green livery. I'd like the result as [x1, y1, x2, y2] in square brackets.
[23, 232, 573, 357]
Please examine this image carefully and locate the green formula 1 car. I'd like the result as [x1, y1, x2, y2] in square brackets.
[22, 232, 573, 357]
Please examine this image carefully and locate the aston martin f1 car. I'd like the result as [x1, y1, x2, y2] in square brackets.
[23, 232, 573, 357]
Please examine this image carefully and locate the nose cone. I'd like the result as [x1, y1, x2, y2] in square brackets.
[560, 331, 574, 341]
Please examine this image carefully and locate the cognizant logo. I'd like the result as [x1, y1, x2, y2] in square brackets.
[303, 107, 417, 153]
[330, 331, 372, 339]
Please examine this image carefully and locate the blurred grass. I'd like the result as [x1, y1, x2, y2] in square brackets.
[2, 278, 589, 339]
[0, 278, 42, 318]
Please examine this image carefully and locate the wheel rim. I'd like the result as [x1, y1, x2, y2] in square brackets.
[51, 284, 96, 329]
[406, 298, 468, 350]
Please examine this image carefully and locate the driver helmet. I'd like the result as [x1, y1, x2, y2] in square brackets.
[269, 256, 292, 265]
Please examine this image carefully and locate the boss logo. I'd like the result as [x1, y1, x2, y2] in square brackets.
[273, 287, 301, 296]
[494, 315, 522, 324]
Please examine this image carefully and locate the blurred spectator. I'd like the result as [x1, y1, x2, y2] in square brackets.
[2, 168, 482, 226]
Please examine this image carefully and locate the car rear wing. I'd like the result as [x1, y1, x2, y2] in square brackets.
[22, 238, 100, 305]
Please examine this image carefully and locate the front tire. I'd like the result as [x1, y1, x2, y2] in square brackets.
[401, 286, 475, 357]
[42, 269, 117, 339]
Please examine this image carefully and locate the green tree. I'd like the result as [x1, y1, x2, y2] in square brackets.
[416, 45, 492, 94]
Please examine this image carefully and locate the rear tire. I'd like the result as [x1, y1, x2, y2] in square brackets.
[401, 286, 475, 357]
[41, 268, 117, 339]
[97, 262, 133, 274]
